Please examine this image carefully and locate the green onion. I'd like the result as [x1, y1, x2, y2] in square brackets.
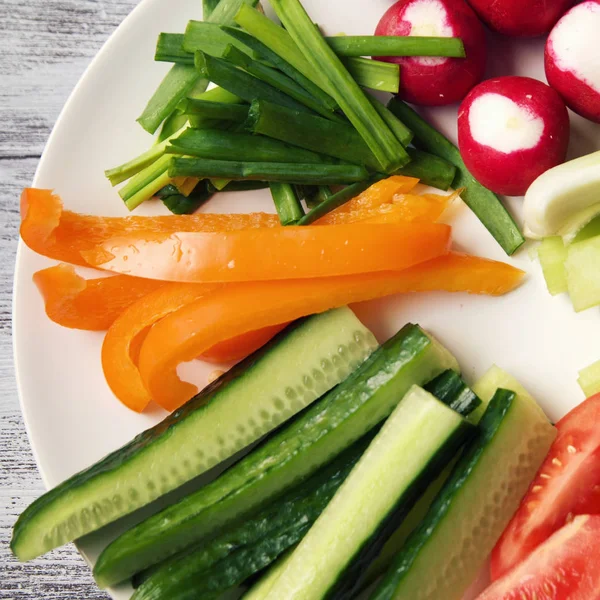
[156, 181, 214, 214]
[157, 111, 189, 142]
[208, 0, 259, 25]
[270, 182, 305, 224]
[387, 98, 525, 255]
[168, 129, 334, 164]
[155, 33, 194, 65]
[297, 177, 385, 225]
[367, 96, 412, 147]
[137, 64, 201, 134]
[398, 148, 457, 191]
[306, 185, 333, 209]
[119, 154, 172, 204]
[221, 44, 340, 120]
[208, 180, 269, 193]
[191, 86, 243, 104]
[168, 157, 369, 184]
[183, 20, 256, 57]
[203, 0, 221, 19]
[268, 0, 408, 172]
[326, 36, 465, 58]
[183, 99, 249, 125]
[222, 25, 338, 113]
[246, 100, 379, 170]
[343, 57, 400, 94]
[196, 52, 315, 114]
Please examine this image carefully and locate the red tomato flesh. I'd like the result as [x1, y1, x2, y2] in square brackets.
[479, 515, 600, 600]
[491, 393, 600, 581]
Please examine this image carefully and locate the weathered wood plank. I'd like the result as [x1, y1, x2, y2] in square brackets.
[1, 2, 137, 597]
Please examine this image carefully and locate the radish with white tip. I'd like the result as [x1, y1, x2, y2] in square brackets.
[457, 77, 570, 197]
[375, 0, 486, 106]
[545, 0, 600, 124]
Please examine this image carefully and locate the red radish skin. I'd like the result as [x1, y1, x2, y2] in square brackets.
[466, 0, 576, 37]
[375, 0, 486, 106]
[545, 1, 600, 124]
[457, 77, 570, 196]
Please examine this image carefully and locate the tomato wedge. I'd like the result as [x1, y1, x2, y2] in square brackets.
[136, 253, 525, 411]
[479, 515, 600, 600]
[491, 393, 600, 581]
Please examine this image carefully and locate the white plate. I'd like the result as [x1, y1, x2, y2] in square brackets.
[12, 0, 600, 598]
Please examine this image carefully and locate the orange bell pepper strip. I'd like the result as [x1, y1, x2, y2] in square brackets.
[136, 253, 525, 411]
[81, 222, 452, 282]
[20, 188, 279, 267]
[33, 264, 166, 330]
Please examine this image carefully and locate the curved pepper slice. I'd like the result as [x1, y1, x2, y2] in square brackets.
[20, 189, 279, 266]
[81, 222, 452, 282]
[33, 265, 165, 330]
[137, 253, 525, 411]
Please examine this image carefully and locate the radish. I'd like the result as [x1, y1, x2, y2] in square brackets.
[466, 0, 576, 37]
[457, 76, 570, 197]
[374, 0, 486, 106]
[545, 1, 600, 124]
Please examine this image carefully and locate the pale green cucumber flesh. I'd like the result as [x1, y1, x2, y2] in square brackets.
[12, 308, 375, 562]
[566, 235, 600, 311]
[538, 236, 568, 296]
[242, 550, 295, 600]
[263, 386, 471, 600]
[373, 382, 556, 600]
[94, 323, 454, 587]
[578, 359, 600, 397]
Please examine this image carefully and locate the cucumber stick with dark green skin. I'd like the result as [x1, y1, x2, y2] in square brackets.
[424, 370, 481, 417]
[93, 324, 457, 587]
[131, 432, 377, 598]
[262, 386, 473, 600]
[11, 308, 376, 563]
[372, 386, 556, 600]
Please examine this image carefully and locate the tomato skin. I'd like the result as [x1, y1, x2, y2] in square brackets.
[491, 393, 600, 581]
[478, 515, 600, 600]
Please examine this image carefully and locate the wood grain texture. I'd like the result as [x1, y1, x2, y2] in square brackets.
[1, 2, 137, 597]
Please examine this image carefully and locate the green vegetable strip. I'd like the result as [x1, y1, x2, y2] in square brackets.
[269, 0, 408, 172]
[222, 25, 338, 112]
[207, 180, 269, 193]
[368, 96, 413, 147]
[192, 86, 243, 104]
[203, 0, 221, 19]
[326, 36, 465, 58]
[137, 64, 201, 134]
[157, 111, 189, 143]
[127, 170, 172, 211]
[387, 99, 525, 255]
[398, 149, 457, 191]
[183, 99, 249, 125]
[168, 157, 369, 184]
[306, 185, 333, 209]
[246, 100, 380, 170]
[208, 0, 259, 25]
[270, 182, 305, 224]
[168, 129, 335, 164]
[196, 52, 314, 114]
[156, 181, 214, 214]
[297, 177, 385, 225]
[183, 21, 256, 58]
[221, 45, 340, 120]
[119, 154, 172, 203]
[155, 33, 194, 65]
[343, 57, 400, 94]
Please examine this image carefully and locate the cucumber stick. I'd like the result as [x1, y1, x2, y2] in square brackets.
[243, 551, 294, 600]
[93, 323, 456, 587]
[538, 236, 568, 296]
[263, 386, 473, 600]
[372, 384, 556, 600]
[12, 308, 375, 562]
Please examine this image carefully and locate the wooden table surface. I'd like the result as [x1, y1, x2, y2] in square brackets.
[1, 2, 137, 597]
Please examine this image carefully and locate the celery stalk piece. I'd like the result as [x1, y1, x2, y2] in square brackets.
[137, 64, 201, 135]
[388, 98, 525, 255]
[343, 57, 400, 94]
[270, 182, 305, 224]
[155, 33, 194, 65]
[105, 124, 189, 186]
[268, 0, 408, 172]
[196, 52, 315, 114]
[326, 36, 465, 58]
[367, 96, 412, 147]
[168, 157, 369, 185]
[578, 360, 600, 398]
[538, 237, 568, 296]
[565, 236, 600, 312]
[222, 25, 338, 113]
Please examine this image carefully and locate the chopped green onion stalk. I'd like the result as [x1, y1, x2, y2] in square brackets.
[157, 111, 189, 143]
[297, 177, 385, 225]
[126, 169, 172, 211]
[343, 57, 400, 94]
[203, 0, 221, 19]
[306, 185, 333, 209]
[155, 33, 194, 65]
[268, 0, 408, 172]
[538, 236, 568, 296]
[183, 99, 249, 125]
[270, 182, 305, 224]
[578, 360, 600, 398]
[398, 149, 457, 191]
[191, 86, 244, 104]
[168, 129, 334, 164]
[208, 0, 260, 25]
[183, 20, 256, 57]
[119, 153, 172, 205]
[168, 157, 369, 185]
[196, 52, 314, 114]
[387, 98, 525, 255]
[209, 177, 232, 191]
[326, 36, 465, 58]
[157, 181, 214, 214]
[367, 96, 412, 147]
[208, 180, 269, 193]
